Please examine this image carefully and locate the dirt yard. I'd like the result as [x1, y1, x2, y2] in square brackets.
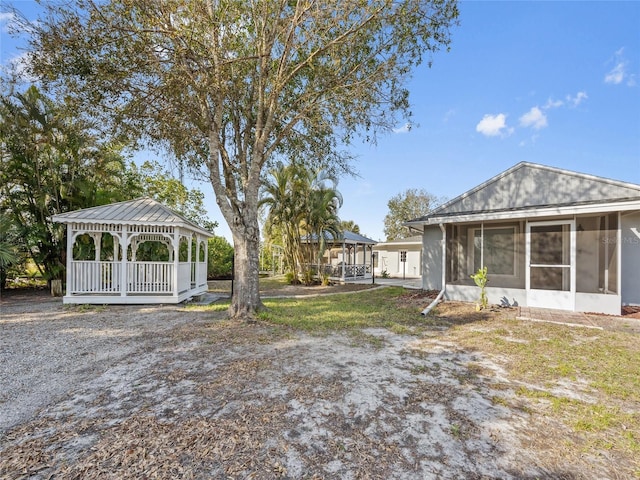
[0, 288, 637, 479]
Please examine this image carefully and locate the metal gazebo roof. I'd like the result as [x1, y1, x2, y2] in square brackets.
[52, 197, 213, 237]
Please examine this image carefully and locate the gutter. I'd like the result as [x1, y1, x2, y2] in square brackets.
[421, 223, 446, 316]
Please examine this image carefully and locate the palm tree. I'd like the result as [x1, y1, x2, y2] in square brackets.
[303, 172, 343, 268]
[0, 86, 130, 285]
[260, 163, 305, 280]
[0, 213, 19, 291]
[261, 162, 343, 283]
[340, 220, 360, 234]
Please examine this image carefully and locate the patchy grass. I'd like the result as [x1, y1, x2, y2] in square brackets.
[445, 317, 640, 402]
[206, 279, 232, 293]
[191, 286, 433, 335]
[207, 275, 289, 293]
[64, 304, 108, 313]
[424, 304, 640, 472]
[259, 275, 290, 290]
[257, 287, 427, 333]
[189, 288, 639, 474]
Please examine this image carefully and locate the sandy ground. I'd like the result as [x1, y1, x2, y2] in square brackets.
[0, 289, 631, 479]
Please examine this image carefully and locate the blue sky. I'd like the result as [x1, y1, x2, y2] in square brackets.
[2, 1, 639, 242]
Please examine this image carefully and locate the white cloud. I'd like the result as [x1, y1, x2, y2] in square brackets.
[475, 113, 512, 137]
[0, 12, 16, 32]
[566, 91, 588, 107]
[392, 123, 411, 134]
[519, 107, 547, 130]
[443, 109, 456, 123]
[543, 97, 564, 109]
[0, 12, 15, 22]
[605, 62, 626, 85]
[605, 48, 635, 86]
[5, 51, 37, 82]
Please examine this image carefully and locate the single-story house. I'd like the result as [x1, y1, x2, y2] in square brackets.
[52, 197, 213, 304]
[405, 162, 640, 315]
[373, 235, 422, 278]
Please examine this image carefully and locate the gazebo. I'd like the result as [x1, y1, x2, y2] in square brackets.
[303, 230, 377, 282]
[52, 197, 214, 304]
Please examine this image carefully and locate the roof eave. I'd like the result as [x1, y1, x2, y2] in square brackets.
[51, 215, 214, 237]
[407, 199, 640, 226]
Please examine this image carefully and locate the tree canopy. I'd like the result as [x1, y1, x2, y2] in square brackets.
[340, 220, 361, 235]
[24, 0, 459, 318]
[130, 160, 218, 232]
[0, 86, 216, 288]
[0, 85, 132, 282]
[383, 188, 445, 240]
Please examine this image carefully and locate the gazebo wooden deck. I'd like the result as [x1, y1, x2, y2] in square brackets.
[52, 197, 213, 304]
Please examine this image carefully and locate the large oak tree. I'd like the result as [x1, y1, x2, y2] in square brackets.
[25, 0, 459, 319]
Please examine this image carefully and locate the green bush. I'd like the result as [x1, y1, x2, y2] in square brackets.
[207, 236, 234, 279]
[284, 271, 300, 285]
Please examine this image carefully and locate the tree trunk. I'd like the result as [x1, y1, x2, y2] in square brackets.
[228, 217, 263, 321]
[51, 279, 63, 297]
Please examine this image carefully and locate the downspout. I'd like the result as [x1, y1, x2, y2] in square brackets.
[421, 223, 447, 316]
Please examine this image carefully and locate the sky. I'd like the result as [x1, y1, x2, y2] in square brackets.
[2, 1, 639, 243]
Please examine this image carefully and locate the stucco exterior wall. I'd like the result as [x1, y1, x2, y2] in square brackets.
[422, 226, 443, 290]
[374, 243, 421, 278]
[622, 212, 640, 305]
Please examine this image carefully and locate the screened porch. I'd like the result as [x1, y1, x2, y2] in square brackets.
[444, 213, 620, 313]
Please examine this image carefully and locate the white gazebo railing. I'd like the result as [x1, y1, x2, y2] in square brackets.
[128, 262, 173, 293]
[303, 263, 371, 281]
[69, 261, 121, 294]
[67, 259, 208, 296]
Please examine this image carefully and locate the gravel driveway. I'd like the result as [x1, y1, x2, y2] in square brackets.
[0, 291, 202, 432]
[0, 290, 618, 479]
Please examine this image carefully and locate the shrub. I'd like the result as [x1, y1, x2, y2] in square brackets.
[207, 236, 234, 279]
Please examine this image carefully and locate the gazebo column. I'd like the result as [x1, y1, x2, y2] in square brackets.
[195, 234, 204, 290]
[363, 244, 367, 275]
[112, 233, 121, 293]
[120, 226, 129, 297]
[341, 241, 346, 280]
[187, 233, 193, 289]
[65, 224, 74, 295]
[204, 237, 208, 286]
[194, 236, 199, 290]
[172, 228, 180, 298]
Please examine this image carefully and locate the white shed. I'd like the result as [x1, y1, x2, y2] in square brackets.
[52, 197, 213, 304]
[373, 235, 422, 278]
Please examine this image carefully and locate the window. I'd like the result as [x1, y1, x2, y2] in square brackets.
[446, 223, 524, 287]
[470, 226, 517, 276]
